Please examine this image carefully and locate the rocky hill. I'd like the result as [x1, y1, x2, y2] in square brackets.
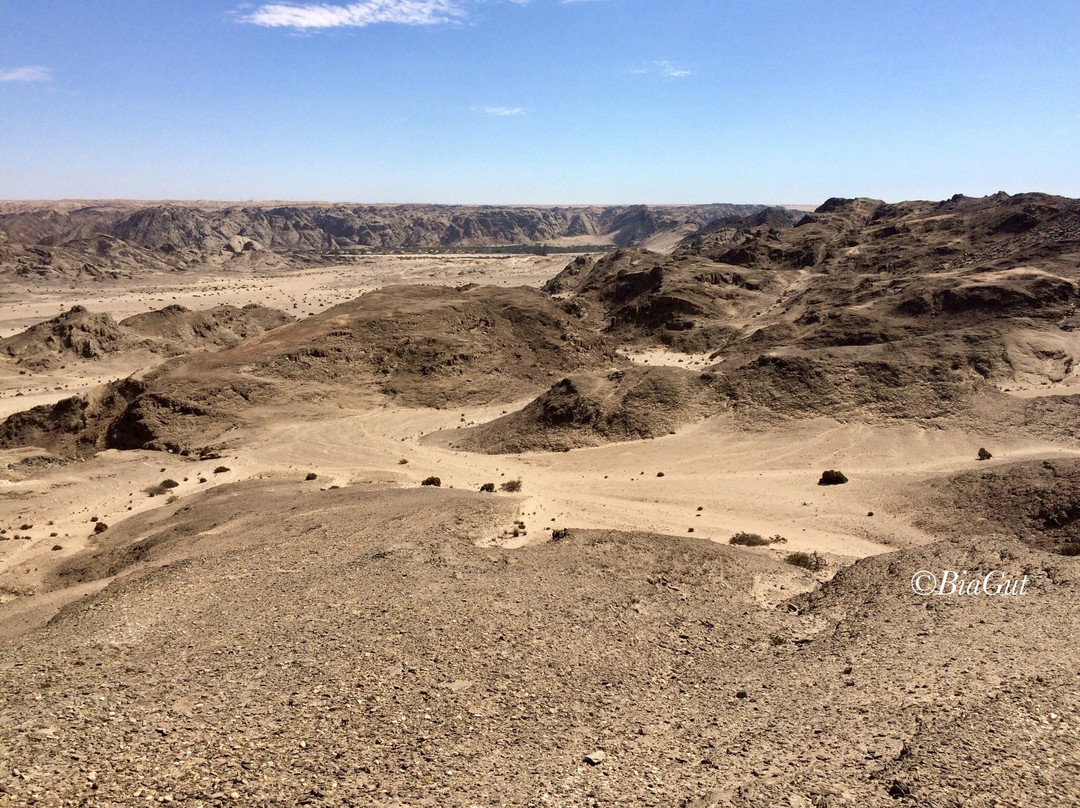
[450, 366, 720, 453]
[0, 233, 176, 281]
[0, 303, 293, 370]
[0, 284, 620, 456]
[0, 202, 771, 265]
[536, 192, 1080, 435]
[688, 192, 1080, 275]
[0, 229, 301, 281]
[918, 457, 1080, 551]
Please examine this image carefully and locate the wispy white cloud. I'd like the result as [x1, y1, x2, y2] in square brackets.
[657, 60, 692, 78]
[238, 1, 465, 29]
[0, 66, 51, 82]
[478, 105, 525, 116]
[627, 60, 693, 78]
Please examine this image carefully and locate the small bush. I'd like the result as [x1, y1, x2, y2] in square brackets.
[818, 470, 848, 486]
[305, 472, 318, 481]
[479, 482, 495, 492]
[552, 528, 570, 541]
[977, 447, 992, 461]
[730, 531, 769, 546]
[785, 551, 825, 571]
[93, 522, 109, 534]
[500, 479, 522, 493]
[1059, 542, 1080, 557]
[145, 479, 180, 497]
[213, 466, 230, 474]
[421, 476, 441, 487]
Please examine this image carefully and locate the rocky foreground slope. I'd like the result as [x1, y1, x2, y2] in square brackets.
[1, 480, 1076, 806]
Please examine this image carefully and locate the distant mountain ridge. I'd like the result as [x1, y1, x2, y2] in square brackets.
[0, 202, 778, 254]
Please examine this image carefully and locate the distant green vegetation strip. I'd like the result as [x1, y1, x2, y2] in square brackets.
[322, 244, 615, 257]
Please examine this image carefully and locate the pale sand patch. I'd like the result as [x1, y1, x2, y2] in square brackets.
[0, 353, 155, 419]
[1000, 374, 1080, 398]
[619, 346, 717, 370]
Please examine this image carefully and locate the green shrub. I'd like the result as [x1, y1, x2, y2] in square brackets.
[785, 551, 825, 571]
[730, 531, 769, 546]
[500, 479, 522, 493]
[145, 479, 180, 497]
[421, 476, 441, 487]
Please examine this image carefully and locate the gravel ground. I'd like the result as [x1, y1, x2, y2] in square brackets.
[1, 482, 1077, 806]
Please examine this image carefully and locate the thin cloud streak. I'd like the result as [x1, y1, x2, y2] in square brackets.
[658, 61, 692, 78]
[627, 60, 693, 78]
[239, 1, 465, 29]
[0, 66, 51, 82]
[479, 105, 525, 116]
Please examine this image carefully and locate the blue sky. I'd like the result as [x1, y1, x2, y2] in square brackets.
[1, 0, 1078, 204]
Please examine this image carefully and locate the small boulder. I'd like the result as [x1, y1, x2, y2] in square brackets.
[583, 750, 606, 766]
